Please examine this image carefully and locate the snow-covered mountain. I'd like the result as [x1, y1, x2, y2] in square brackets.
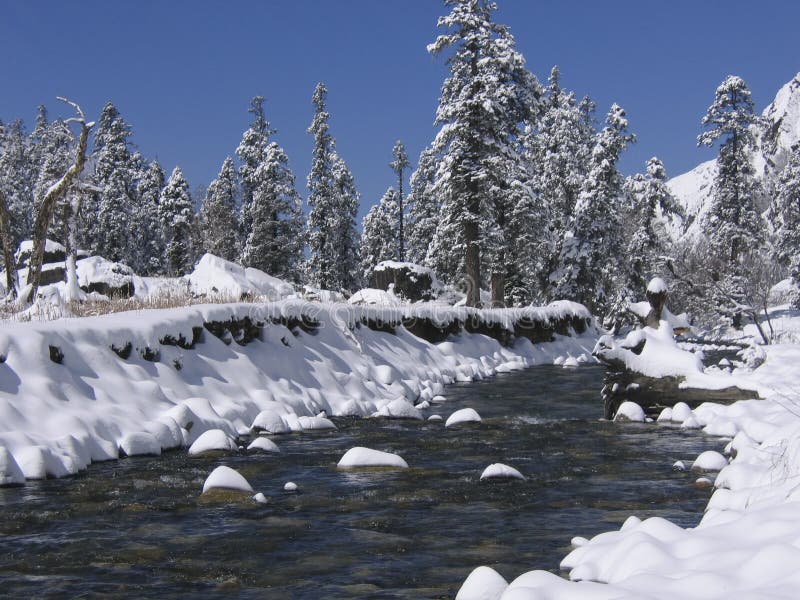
[666, 73, 800, 239]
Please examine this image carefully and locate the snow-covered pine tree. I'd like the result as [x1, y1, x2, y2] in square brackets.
[236, 96, 273, 259]
[698, 75, 765, 322]
[552, 103, 635, 316]
[699, 76, 764, 265]
[623, 157, 684, 297]
[389, 141, 410, 261]
[85, 102, 137, 262]
[158, 167, 194, 276]
[427, 0, 541, 306]
[406, 146, 440, 266]
[330, 153, 361, 291]
[241, 142, 305, 281]
[516, 66, 591, 304]
[34, 117, 75, 245]
[773, 144, 800, 304]
[134, 160, 166, 274]
[0, 119, 35, 248]
[306, 83, 360, 292]
[360, 186, 399, 282]
[200, 157, 239, 262]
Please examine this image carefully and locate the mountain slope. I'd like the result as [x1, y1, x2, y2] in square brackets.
[666, 73, 800, 240]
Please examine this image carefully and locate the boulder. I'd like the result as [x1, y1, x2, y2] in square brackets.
[371, 261, 441, 302]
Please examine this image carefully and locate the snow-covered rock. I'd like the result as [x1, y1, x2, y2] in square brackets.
[202, 466, 253, 494]
[691, 450, 728, 472]
[480, 463, 525, 481]
[247, 437, 280, 453]
[250, 410, 291, 435]
[445, 408, 482, 428]
[455, 565, 508, 600]
[337, 447, 408, 469]
[188, 429, 237, 456]
[297, 416, 337, 431]
[348, 288, 401, 306]
[189, 253, 294, 300]
[284, 481, 298, 492]
[0, 447, 25, 486]
[614, 401, 646, 423]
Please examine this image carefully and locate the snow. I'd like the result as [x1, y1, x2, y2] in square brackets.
[284, 481, 298, 491]
[455, 565, 508, 600]
[188, 429, 237, 456]
[202, 465, 253, 494]
[480, 463, 525, 481]
[691, 450, 728, 472]
[646, 277, 667, 294]
[446, 408, 482, 427]
[337, 447, 409, 469]
[247, 437, 280, 453]
[189, 253, 295, 300]
[348, 288, 401, 306]
[613, 401, 645, 423]
[0, 446, 25, 485]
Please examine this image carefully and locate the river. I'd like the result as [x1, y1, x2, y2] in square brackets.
[0, 364, 713, 598]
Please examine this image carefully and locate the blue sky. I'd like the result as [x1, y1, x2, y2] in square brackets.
[2, 0, 798, 221]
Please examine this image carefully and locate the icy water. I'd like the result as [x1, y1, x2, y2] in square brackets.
[0, 365, 714, 599]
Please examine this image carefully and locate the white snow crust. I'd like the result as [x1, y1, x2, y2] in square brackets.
[446, 407, 482, 427]
[480, 463, 525, 481]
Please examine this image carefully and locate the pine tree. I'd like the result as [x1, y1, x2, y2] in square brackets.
[135, 160, 166, 274]
[516, 66, 591, 303]
[85, 102, 138, 263]
[773, 144, 800, 302]
[427, 0, 540, 305]
[698, 75, 765, 322]
[34, 118, 75, 244]
[389, 141, 410, 261]
[236, 97, 273, 252]
[158, 167, 194, 276]
[360, 187, 399, 282]
[0, 119, 35, 248]
[200, 157, 239, 262]
[306, 83, 360, 292]
[241, 142, 305, 280]
[406, 146, 440, 266]
[552, 104, 635, 315]
[699, 76, 764, 265]
[623, 157, 683, 295]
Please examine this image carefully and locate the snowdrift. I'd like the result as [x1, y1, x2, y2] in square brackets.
[0, 299, 595, 483]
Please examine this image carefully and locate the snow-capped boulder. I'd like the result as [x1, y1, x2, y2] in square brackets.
[298, 415, 337, 431]
[284, 481, 298, 492]
[445, 408, 481, 427]
[202, 466, 253, 494]
[480, 463, 526, 481]
[455, 565, 508, 600]
[76, 256, 135, 298]
[247, 437, 280, 453]
[614, 401, 646, 423]
[691, 450, 729, 472]
[119, 432, 162, 457]
[250, 410, 291, 435]
[337, 447, 408, 469]
[189, 253, 293, 300]
[188, 429, 237, 456]
[348, 288, 401, 306]
[375, 398, 423, 420]
[371, 261, 442, 302]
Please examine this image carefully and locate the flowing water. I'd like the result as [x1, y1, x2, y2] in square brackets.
[0, 365, 714, 599]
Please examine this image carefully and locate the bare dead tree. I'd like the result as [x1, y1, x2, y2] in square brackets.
[24, 98, 94, 304]
[0, 187, 18, 297]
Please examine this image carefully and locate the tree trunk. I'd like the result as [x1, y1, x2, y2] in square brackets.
[490, 272, 504, 307]
[0, 187, 18, 298]
[397, 171, 404, 262]
[25, 102, 92, 304]
[64, 191, 83, 302]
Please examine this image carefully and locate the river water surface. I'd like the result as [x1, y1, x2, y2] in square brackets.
[0, 365, 713, 598]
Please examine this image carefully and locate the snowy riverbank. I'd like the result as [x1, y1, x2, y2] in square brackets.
[458, 315, 800, 599]
[0, 300, 596, 483]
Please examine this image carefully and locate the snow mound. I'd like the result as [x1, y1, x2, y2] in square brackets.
[691, 450, 728, 472]
[284, 481, 298, 492]
[455, 565, 508, 600]
[337, 447, 408, 469]
[446, 408, 482, 427]
[480, 463, 525, 481]
[297, 416, 337, 430]
[375, 398, 423, 420]
[251, 410, 291, 434]
[202, 466, 253, 494]
[247, 437, 280, 453]
[646, 277, 667, 294]
[189, 253, 294, 300]
[119, 432, 161, 457]
[614, 401, 646, 423]
[188, 429, 237, 456]
[348, 288, 401, 306]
